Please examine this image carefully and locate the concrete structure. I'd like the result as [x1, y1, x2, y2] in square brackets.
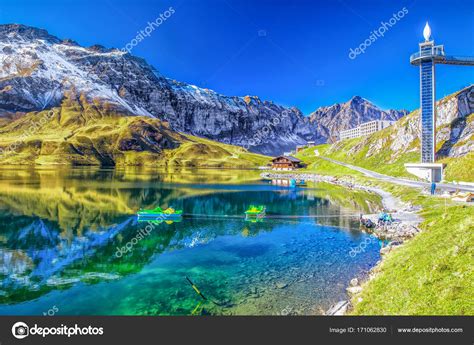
[339, 126, 360, 140]
[405, 163, 444, 183]
[406, 23, 474, 182]
[339, 120, 395, 141]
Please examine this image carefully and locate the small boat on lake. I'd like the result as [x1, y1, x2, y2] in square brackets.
[245, 205, 266, 221]
[137, 206, 183, 220]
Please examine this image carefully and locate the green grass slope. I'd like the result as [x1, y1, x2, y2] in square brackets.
[352, 184, 474, 315]
[296, 112, 473, 182]
[166, 134, 269, 168]
[0, 97, 269, 168]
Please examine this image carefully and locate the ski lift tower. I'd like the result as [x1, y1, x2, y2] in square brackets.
[405, 22, 474, 182]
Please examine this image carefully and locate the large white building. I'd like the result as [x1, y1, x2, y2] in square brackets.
[339, 120, 395, 141]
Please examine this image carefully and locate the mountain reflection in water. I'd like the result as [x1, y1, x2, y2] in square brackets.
[0, 167, 383, 315]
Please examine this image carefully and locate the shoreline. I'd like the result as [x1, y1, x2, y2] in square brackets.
[260, 172, 423, 315]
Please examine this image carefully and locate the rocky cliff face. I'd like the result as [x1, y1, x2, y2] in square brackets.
[333, 85, 474, 164]
[0, 24, 408, 155]
[308, 96, 408, 142]
[436, 87, 474, 158]
[384, 85, 474, 160]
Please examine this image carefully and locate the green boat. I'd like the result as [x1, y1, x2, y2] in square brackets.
[137, 218, 182, 225]
[244, 205, 266, 220]
[137, 206, 183, 219]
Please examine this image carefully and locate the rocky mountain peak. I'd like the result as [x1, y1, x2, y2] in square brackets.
[87, 44, 109, 53]
[346, 95, 379, 110]
[308, 97, 408, 141]
[349, 95, 364, 103]
[0, 24, 61, 44]
[61, 38, 79, 46]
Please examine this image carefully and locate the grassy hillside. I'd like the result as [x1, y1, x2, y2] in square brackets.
[296, 112, 473, 182]
[166, 134, 269, 168]
[0, 97, 269, 168]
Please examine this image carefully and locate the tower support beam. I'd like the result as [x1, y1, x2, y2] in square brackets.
[419, 41, 436, 163]
[405, 22, 474, 182]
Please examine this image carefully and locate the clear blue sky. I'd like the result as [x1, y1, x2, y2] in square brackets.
[1, 0, 473, 114]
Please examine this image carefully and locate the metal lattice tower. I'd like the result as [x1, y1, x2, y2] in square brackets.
[410, 23, 474, 163]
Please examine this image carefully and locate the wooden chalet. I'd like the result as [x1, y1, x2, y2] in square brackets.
[271, 156, 302, 170]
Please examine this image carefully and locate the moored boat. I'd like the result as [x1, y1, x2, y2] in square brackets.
[137, 206, 183, 220]
[244, 205, 266, 220]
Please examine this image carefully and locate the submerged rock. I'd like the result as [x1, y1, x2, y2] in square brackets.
[346, 286, 363, 294]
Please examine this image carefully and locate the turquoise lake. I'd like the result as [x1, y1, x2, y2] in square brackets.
[0, 168, 383, 315]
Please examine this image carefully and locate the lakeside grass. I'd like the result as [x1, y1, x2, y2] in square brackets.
[168, 134, 270, 168]
[352, 184, 473, 315]
[291, 155, 473, 315]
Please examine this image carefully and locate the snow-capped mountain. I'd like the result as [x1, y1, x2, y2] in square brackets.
[0, 24, 158, 114]
[0, 24, 407, 154]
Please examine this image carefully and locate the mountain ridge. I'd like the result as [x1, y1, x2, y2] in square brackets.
[309, 96, 408, 142]
[0, 23, 408, 155]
